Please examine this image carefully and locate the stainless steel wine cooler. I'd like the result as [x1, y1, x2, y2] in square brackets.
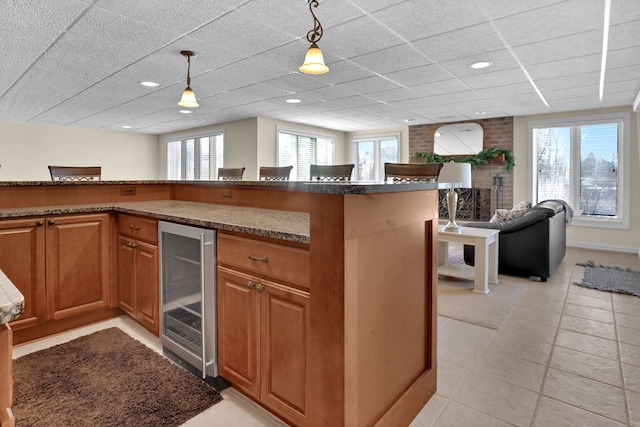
[159, 221, 218, 380]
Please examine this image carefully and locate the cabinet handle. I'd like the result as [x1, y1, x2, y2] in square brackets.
[248, 253, 268, 263]
[36, 220, 44, 226]
[129, 225, 140, 230]
[247, 281, 256, 290]
[256, 284, 264, 293]
[129, 242, 138, 248]
[47, 219, 55, 225]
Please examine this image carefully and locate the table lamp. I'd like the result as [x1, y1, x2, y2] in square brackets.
[438, 162, 472, 233]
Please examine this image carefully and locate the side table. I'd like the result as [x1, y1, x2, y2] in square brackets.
[437, 224, 499, 294]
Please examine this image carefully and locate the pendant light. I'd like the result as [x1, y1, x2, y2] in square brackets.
[299, 0, 329, 75]
[178, 50, 199, 108]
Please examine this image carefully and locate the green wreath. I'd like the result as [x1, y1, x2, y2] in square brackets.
[415, 148, 515, 172]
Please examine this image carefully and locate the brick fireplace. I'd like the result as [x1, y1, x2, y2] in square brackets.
[409, 116, 514, 215]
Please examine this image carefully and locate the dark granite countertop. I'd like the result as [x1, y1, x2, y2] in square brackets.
[0, 180, 446, 194]
[0, 200, 310, 244]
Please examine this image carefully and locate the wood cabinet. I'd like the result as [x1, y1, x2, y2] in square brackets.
[117, 214, 159, 336]
[217, 233, 310, 427]
[0, 214, 111, 335]
[0, 218, 46, 330]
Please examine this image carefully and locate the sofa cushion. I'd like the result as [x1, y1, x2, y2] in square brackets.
[490, 207, 528, 223]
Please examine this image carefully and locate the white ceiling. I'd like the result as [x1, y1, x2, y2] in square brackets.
[1, 0, 639, 135]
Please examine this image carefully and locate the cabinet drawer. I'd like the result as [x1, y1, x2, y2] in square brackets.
[217, 233, 309, 290]
[118, 214, 158, 244]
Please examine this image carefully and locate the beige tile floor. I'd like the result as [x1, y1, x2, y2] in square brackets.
[13, 247, 640, 426]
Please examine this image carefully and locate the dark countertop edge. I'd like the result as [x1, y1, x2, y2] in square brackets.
[0, 203, 310, 245]
[0, 180, 447, 193]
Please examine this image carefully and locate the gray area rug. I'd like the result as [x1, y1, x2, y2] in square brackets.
[575, 261, 640, 297]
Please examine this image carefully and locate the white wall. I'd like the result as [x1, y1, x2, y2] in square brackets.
[513, 106, 640, 253]
[0, 121, 160, 181]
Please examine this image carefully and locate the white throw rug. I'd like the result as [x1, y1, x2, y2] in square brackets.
[437, 244, 525, 330]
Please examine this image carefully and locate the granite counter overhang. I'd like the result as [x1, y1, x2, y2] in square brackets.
[0, 268, 24, 325]
[0, 200, 310, 244]
[0, 179, 446, 195]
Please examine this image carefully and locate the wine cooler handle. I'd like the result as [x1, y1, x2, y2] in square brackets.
[200, 233, 207, 378]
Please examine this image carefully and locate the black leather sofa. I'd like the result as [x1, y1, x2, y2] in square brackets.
[463, 200, 567, 281]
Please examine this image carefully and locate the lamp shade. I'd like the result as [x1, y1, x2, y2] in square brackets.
[178, 87, 199, 108]
[299, 43, 329, 74]
[438, 162, 472, 188]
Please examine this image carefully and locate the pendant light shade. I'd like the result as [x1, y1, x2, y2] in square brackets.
[178, 50, 199, 108]
[299, 42, 329, 75]
[299, 0, 329, 75]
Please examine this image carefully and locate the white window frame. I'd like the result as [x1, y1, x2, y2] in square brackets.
[528, 113, 630, 229]
[276, 126, 336, 180]
[166, 129, 225, 180]
[351, 132, 401, 182]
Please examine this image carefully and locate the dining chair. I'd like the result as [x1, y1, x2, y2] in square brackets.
[217, 167, 245, 180]
[309, 164, 354, 182]
[259, 165, 293, 181]
[48, 165, 102, 181]
[383, 162, 443, 182]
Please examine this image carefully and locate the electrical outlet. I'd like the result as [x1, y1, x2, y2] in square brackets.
[222, 189, 232, 198]
[120, 187, 136, 196]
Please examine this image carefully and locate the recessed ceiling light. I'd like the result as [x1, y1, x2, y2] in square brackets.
[435, 132, 441, 137]
[404, 118, 415, 123]
[140, 81, 160, 87]
[471, 61, 492, 69]
[121, 125, 131, 129]
[475, 111, 486, 116]
[286, 98, 302, 104]
[179, 110, 192, 114]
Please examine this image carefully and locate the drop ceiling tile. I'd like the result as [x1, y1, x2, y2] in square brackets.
[460, 68, 528, 89]
[372, 0, 486, 42]
[307, 60, 376, 85]
[366, 87, 418, 103]
[319, 15, 404, 59]
[475, 83, 538, 99]
[536, 72, 599, 92]
[93, 0, 245, 34]
[514, 29, 602, 65]
[549, 95, 600, 112]
[349, 43, 433, 75]
[487, 93, 543, 106]
[189, 11, 295, 59]
[493, 0, 603, 47]
[607, 46, 640, 69]
[544, 86, 599, 100]
[610, 2, 640, 25]
[262, 73, 330, 94]
[476, 0, 567, 20]
[438, 49, 521, 78]
[526, 54, 602, 80]
[608, 20, 640, 51]
[412, 23, 507, 63]
[503, 102, 551, 116]
[385, 65, 454, 87]
[405, 79, 473, 97]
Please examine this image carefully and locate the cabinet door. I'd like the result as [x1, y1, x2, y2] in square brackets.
[45, 214, 110, 320]
[260, 279, 310, 426]
[217, 267, 260, 399]
[117, 235, 136, 316]
[0, 218, 46, 330]
[135, 240, 159, 336]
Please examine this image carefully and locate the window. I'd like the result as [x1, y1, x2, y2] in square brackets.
[530, 113, 630, 228]
[352, 133, 400, 181]
[277, 128, 335, 180]
[167, 131, 224, 180]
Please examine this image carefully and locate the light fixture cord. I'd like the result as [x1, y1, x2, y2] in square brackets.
[186, 54, 192, 87]
[306, 0, 323, 43]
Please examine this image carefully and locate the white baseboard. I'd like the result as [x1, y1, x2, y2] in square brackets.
[567, 240, 640, 255]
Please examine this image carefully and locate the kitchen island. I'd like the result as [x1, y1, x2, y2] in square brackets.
[0, 269, 25, 427]
[0, 180, 439, 427]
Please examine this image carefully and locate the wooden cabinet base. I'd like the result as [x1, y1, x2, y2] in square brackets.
[12, 308, 121, 345]
[0, 324, 15, 427]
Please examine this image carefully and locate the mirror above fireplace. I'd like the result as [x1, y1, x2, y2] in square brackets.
[434, 123, 483, 155]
